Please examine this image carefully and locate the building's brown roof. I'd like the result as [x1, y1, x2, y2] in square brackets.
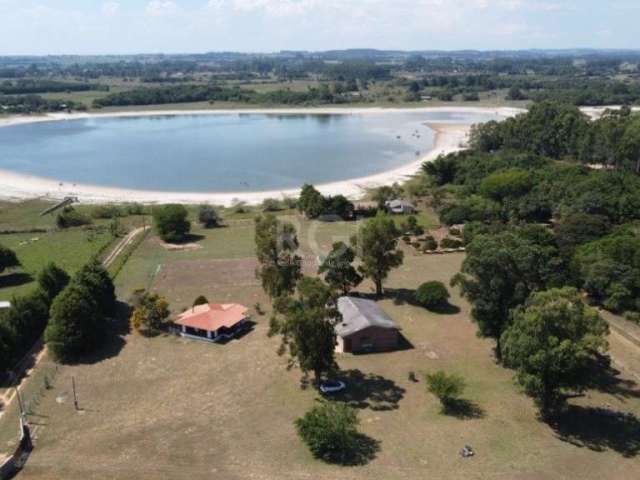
[175, 304, 248, 332]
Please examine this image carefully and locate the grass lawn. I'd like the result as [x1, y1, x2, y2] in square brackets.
[11, 218, 640, 480]
[0, 201, 150, 299]
[0, 228, 114, 299]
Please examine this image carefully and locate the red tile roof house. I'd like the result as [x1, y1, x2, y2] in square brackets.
[174, 303, 249, 343]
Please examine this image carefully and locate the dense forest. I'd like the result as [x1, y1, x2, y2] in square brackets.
[421, 102, 640, 320]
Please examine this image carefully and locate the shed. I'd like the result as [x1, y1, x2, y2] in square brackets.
[335, 297, 400, 353]
[385, 199, 416, 214]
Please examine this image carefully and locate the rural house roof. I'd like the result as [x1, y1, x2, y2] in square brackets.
[385, 199, 415, 210]
[336, 297, 399, 338]
[175, 304, 248, 332]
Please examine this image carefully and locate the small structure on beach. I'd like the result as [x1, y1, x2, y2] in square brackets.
[175, 303, 249, 343]
[335, 297, 400, 353]
[385, 199, 416, 215]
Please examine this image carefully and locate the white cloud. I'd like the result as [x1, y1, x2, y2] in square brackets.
[146, 0, 178, 17]
[101, 1, 120, 17]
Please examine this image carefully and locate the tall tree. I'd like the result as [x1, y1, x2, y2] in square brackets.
[270, 277, 339, 384]
[0, 244, 20, 274]
[298, 184, 326, 219]
[254, 214, 302, 298]
[75, 259, 116, 316]
[153, 204, 191, 242]
[351, 212, 403, 296]
[45, 283, 103, 362]
[37, 262, 70, 302]
[452, 226, 565, 361]
[0, 320, 16, 373]
[318, 242, 362, 295]
[501, 287, 609, 418]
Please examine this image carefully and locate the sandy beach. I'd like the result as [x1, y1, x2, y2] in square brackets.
[0, 106, 520, 206]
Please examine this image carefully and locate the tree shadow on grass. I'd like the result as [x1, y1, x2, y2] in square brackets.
[75, 301, 130, 365]
[358, 288, 461, 315]
[442, 399, 486, 420]
[550, 405, 640, 457]
[333, 369, 406, 411]
[0, 272, 34, 289]
[173, 233, 206, 244]
[322, 433, 380, 466]
[584, 355, 640, 401]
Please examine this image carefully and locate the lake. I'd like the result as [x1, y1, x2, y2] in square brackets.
[0, 111, 500, 193]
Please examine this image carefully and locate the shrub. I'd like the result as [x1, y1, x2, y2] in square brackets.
[56, 207, 91, 229]
[402, 235, 411, 244]
[261, 198, 284, 212]
[153, 204, 190, 242]
[449, 227, 462, 237]
[401, 215, 424, 236]
[124, 203, 146, 215]
[415, 281, 450, 309]
[193, 295, 208, 307]
[130, 291, 170, 334]
[425, 370, 466, 411]
[411, 241, 421, 249]
[198, 204, 220, 228]
[0, 244, 20, 274]
[423, 236, 438, 251]
[440, 238, 463, 249]
[91, 205, 122, 219]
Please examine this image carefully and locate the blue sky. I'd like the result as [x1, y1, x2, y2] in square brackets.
[0, 0, 638, 55]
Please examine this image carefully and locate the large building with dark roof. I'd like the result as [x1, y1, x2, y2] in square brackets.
[335, 296, 400, 353]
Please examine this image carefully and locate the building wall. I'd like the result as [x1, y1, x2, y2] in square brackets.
[338, 327, 399, 353]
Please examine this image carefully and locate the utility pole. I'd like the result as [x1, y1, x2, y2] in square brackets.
[72, 376, 79, 411]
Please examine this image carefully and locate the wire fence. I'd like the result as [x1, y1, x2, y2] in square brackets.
[0, 360, 59, 457]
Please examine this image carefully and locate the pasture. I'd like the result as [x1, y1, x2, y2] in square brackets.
[8, 216, 640, 480]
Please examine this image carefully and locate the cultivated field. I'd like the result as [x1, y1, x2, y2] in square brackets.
[8, 216, 640, 480]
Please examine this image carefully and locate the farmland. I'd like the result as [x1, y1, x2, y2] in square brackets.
[1, 211, 637, 480]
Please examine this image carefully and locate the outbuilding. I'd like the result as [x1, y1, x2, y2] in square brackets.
[335, 297, 400, 353]
[385, 199, 416, 215]
[175, 303, 249, 343]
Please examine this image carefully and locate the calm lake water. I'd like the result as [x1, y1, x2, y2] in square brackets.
[0, 111, 500, 192]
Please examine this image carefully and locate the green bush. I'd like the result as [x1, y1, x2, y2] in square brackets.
[91, 205, 122, 219]
[415, 281, 450, 309]
[0, 244, 20, 274]
[198, 204, 220, 228]
[193, 295, 209, 307]
[449, 227, 462, 237]
[261, 198, 285, 212]
[440, 238, 463, 249]
[423, 236, 438, 251]
[425, 370, 466, 412]
[56, 207, 91, 229]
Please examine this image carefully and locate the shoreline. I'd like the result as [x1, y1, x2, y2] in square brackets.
[0, 107, 516, 206]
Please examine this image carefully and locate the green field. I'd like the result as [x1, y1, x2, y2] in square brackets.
[0, 201, 149, 298]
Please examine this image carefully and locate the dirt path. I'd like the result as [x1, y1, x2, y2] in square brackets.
[102, 226, 150, 268]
